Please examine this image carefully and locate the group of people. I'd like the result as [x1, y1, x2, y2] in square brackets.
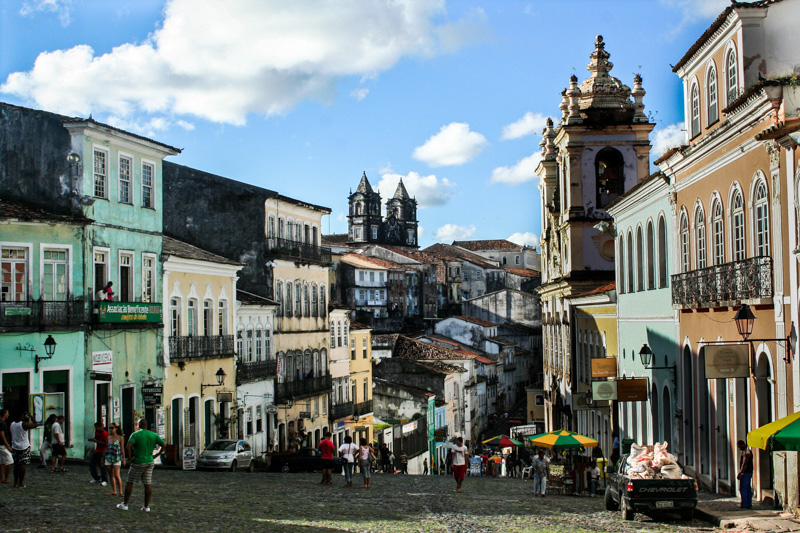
[318, 433, 374, 488]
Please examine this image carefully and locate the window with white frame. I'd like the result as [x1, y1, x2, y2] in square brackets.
[142, 162, 154, 208]
[636, 227, 644, 291]
[285, 282, 293, 317]
[265, 328, 271, 358]
[93, 249, 109, 296]
[690, 84, 700, 138]
[1, 246, 29, 301]
[256, 406, 263, 433]
[218, 300, 228, 335]
[695, 208, 706, 269]
[732, 191, 746, 261]
[278, 218, 285, 239]
[267, 216, 275, 238]
[754, 181, 770, 257]
[287, 221, 294, 241]
[236, 327, 244, 358]
[359, 271, 365, 282]
[680, 215, 690, 272]
[369, 271, 375, 282]
[294, 283, 301, 317]
[170, 298, 181, 337]
[295, 223, 301, 242]
[363, 380, 368, 402]
[726, 49, 737, 104]
[344, 322, 348, 345]
[372, 226, 378, 240]
[337, 321, 342, 347]
[658, 217, 668, 288]
[362, 336, 367, 358]
[187, 299, 198, 336]
[626, 232, 634, 292]
[712, 201, 724, 265]
[119, 155, 132, 204]
[646, 222, 655, 290]
[119, 252, 134, 301]
[319, 285, 326, 318]
[93, 149, 108, 198]
[246, 328, 254, 362]
[707, 67, 718, 125]
[276, 281, 283, 316]
[311, 284, 317, 317]
[256, 328, 263, 360]
[303, 284, 309, 317]
[203, 300, 213, 336]
[142, 254, 156, 302]
[618, 237, 626, 294]
[42, 248, 68, 301]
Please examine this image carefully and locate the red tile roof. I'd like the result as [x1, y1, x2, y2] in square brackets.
[452, 239, 521, 251]
[568, 282, 616, 299]
[503, 267, 540, 278]
[451, 315, 498, 327]
[341, 253, 404, 270]
[394, 335, 473, 361]
[414, 361, 467, 375]
[422, 243, 498, 269]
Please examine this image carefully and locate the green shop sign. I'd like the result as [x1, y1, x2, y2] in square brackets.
[97, 302, 162, 323]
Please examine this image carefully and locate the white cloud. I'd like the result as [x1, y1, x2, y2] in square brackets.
[490, 152, 541, 185]
[350, 88, 369, 101]
[3, 0, 482, 126]
[651, 122, 685, 161]
[412, 122, 488, 167]
[377, 171, 455, 208]
[435, 224, 476, 242]
[434, 8, 491, 53]
[501, 112, 547, 140]
[659, 0, 728, 38]
[20, 0, 73, 27]
[507, 232, 539, 248]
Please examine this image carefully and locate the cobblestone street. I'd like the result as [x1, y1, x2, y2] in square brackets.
[1, 466, 722, 533]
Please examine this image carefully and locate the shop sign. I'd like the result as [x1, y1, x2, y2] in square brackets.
[183, 446, 197, 470]
[143, 385, 162, 407]
[704, 344, 750, 379]
[92, 351, 113, 373]
[592, 381, 618, 401]
[5, 307, 31, 316]
[402, 420, 418, 435]
[591, 358, 617, 378]
[616, 378, 648, 402]
[299, 411, 311, 419]
[97, 302, 162, 323]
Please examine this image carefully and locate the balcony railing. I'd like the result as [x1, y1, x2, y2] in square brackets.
[275, 374, 332, 403]
[503, 363, 517, 372]
[237, 358, 277, 385]
[330, 401, 354, 420]
[354, 400, 373, 416]
[267, 237, 331, 265]
[169, 335, 235, 362]
[671, 256, 773, 309]
[0, 300, 85, 330]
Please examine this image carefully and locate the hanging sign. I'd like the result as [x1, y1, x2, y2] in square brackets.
[591, 358, 617, 378]
[616, 378, 648, 402]
[704, 344, 750, 379]
[592, 381, 618, 401]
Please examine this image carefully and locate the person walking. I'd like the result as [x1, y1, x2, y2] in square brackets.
[357, 438, 374, 488]
[399, 451, 408, 474]
[0, 409, 14, 483]
[532, 450, 549, 497]
[117, 418, 165, 512]
[380, 444, 390, 473]
[737, 440, 753, 509]
[50, 415, 68, 472]
[319, 431, 335, 486]
[89, 421, 109, 486]
[338, 435, 358, 487]
[10, 411, 38, 488]
[610, 432, 620, 466]
[422, 457, 428, 476]
[451, 437, 469, 493]
[38, 414, 56, 468]
[105, 423, 125, 496]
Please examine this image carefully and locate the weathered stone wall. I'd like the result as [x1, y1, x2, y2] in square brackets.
[372, 358, 445, 398]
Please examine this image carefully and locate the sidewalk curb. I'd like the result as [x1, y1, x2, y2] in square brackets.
[693, 506, 722, 528]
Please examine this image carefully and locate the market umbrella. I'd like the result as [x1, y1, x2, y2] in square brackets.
[747, 410, 800, 451]
[528, 429, 598, 451]
[482, 434, 523, 447]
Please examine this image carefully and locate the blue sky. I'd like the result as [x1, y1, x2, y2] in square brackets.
[0, 0, 729, 249]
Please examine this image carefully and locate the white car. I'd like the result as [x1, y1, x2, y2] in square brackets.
[197, 439, 255, 472]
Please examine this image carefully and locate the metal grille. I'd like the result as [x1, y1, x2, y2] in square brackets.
[671, 255, 773, 308]
[169, 335, 235, 361]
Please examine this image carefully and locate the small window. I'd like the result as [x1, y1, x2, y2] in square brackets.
[754, 181, 770, 257]
[707, 67, 718, 125]
[187, 299, 198, 336]
[712, 201, 724, 265]
[1, 247, 29, 302]
[142, 162, 154, 208]
[695, 208, 706, 269]
[727, 50, 738, 104]
[690, 84, 700, 138]
[732, 191, 746, 261]
[93, 149, 108, 198]
[218, 300, 228, 335]
[119, 155, 132, 204]
[203, 300, 213, 336]
[170, 298, 181, 337]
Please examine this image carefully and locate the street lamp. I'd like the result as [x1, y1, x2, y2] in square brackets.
[638, 343, 676, 386]
[201, 368, 226, 395]
[732, 304, 793, 364]
[17, 335, 58, 373]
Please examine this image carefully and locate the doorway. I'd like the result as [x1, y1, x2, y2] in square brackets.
[95, 382, 111, 427]
[715, 379, 730, 484]
[204, 399, 214, 448]
[121, 386, 134, 445]
[755, 352, 773, 490]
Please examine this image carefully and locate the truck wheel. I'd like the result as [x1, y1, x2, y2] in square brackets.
[281, 464, 291, 474]
[621, 505, 634, 521]
[604, 488, 618, 511]
[680, 509, 693, 521]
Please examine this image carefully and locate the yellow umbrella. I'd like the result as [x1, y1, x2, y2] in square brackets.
[528, 429, 598, 451]
[747, 410, 800, 450]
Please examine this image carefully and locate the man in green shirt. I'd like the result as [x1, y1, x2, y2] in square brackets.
[116, 418, 164, 512]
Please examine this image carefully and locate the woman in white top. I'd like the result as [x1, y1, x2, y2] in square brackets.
[357, 438, 375, 488]
[338, 435, 358, 487]
[10, 411, 38, 488]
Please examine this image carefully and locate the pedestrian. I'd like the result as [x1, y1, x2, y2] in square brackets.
[422, 457, 428, 476]
[590, 461, 601, 497]
[445, 448, 453, 475]
[451, 437, 469, 493]
[737, 440, 753, 509]
[389, 450, 395, 473]
[399, 451, 408, 474]
[105, 423, 125, 496]
[610, 432, 620, 466]
[532, 450, 549, 497]
[89, 421, 109, 486]
[38, 414, 56, 468]
[50, 415, 68, 472]
[319, 431, 335, 486]
[357, 438, 375, 488]
[380, 444, 390, 473]
[506, 454, 516, 478]
[10, 411, 38, 488]
[338, 435, 358, 487]
[117, 418, 165, 512]
[0, 409, 13, 483]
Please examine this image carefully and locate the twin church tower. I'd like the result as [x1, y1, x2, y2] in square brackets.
[347, 172, 418, 249]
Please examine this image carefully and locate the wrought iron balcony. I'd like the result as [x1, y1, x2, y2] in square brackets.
[671, 256, 773, 309]
[267, 237, 331, 265]
[275, 374, 332, 403]
[236, 358, 277, 385]
[329, 400, 354, 420]
[0, 300, 85, 330]
[169, 335, 235, 362]
[354, 400, 373, 417]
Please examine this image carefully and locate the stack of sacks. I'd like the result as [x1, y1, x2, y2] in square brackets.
[625, 441, 684, 480]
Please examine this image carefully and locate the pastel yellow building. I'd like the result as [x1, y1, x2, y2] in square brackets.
[349, 323, 374, 445]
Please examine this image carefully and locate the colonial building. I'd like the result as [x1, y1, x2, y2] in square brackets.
[453, 239, 540, 271]
[347, 172, 418, 248]
[535, 36, 653, 433]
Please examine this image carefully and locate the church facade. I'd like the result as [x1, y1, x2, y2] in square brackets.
[347, 172, 418, 249]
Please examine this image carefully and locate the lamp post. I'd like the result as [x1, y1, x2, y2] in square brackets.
[201, 368, 226, 395]
[638, 343, 676, 386]
[733, 304, 793, 364]
[16, 335, 58, 373]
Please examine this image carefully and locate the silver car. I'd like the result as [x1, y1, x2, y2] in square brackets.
[197, 439, 255, 472]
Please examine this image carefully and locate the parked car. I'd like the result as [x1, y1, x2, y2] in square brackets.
[197, 439, 255, 472]
[267, 447, 344, 473]
[605, 453, 698, 521]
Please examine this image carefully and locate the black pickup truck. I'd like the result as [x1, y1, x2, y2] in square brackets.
[604, 454, 698, 521]
[267, 448, 344, 473]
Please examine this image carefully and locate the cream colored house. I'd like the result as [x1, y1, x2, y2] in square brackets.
[161, 237, 242, 464]
[349, 322, 374, 445]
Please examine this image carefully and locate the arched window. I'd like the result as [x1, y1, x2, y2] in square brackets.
[255, 327, 263, 360]
[275, 281, 283, 317]
[618, 237, 626, 294]
[754, 180, 770, 257]
[657, 216, 668, 288]
[294, 282, 301, 317]
[636, 226, 644, 291]
[707, 66, 718, 125]
[732, 190, 746, 260]
[626, 231, 634, 293]
[680, 214, 690, 272]
[319, 285, 327, 318]
[712, 200, 724, 265]
[690, 84, 700, 138]
[726, 49, 738, 104]
[303, 283, 310, 317]
[287, 220, 294, 241]
[246, 326, 254, 362]
[695, 207, 706, 269]
[265, 327, 272, 359]
[646, 221, 655, 290]
[236, 326, 244, 359]
[595, 148, 625, 208]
